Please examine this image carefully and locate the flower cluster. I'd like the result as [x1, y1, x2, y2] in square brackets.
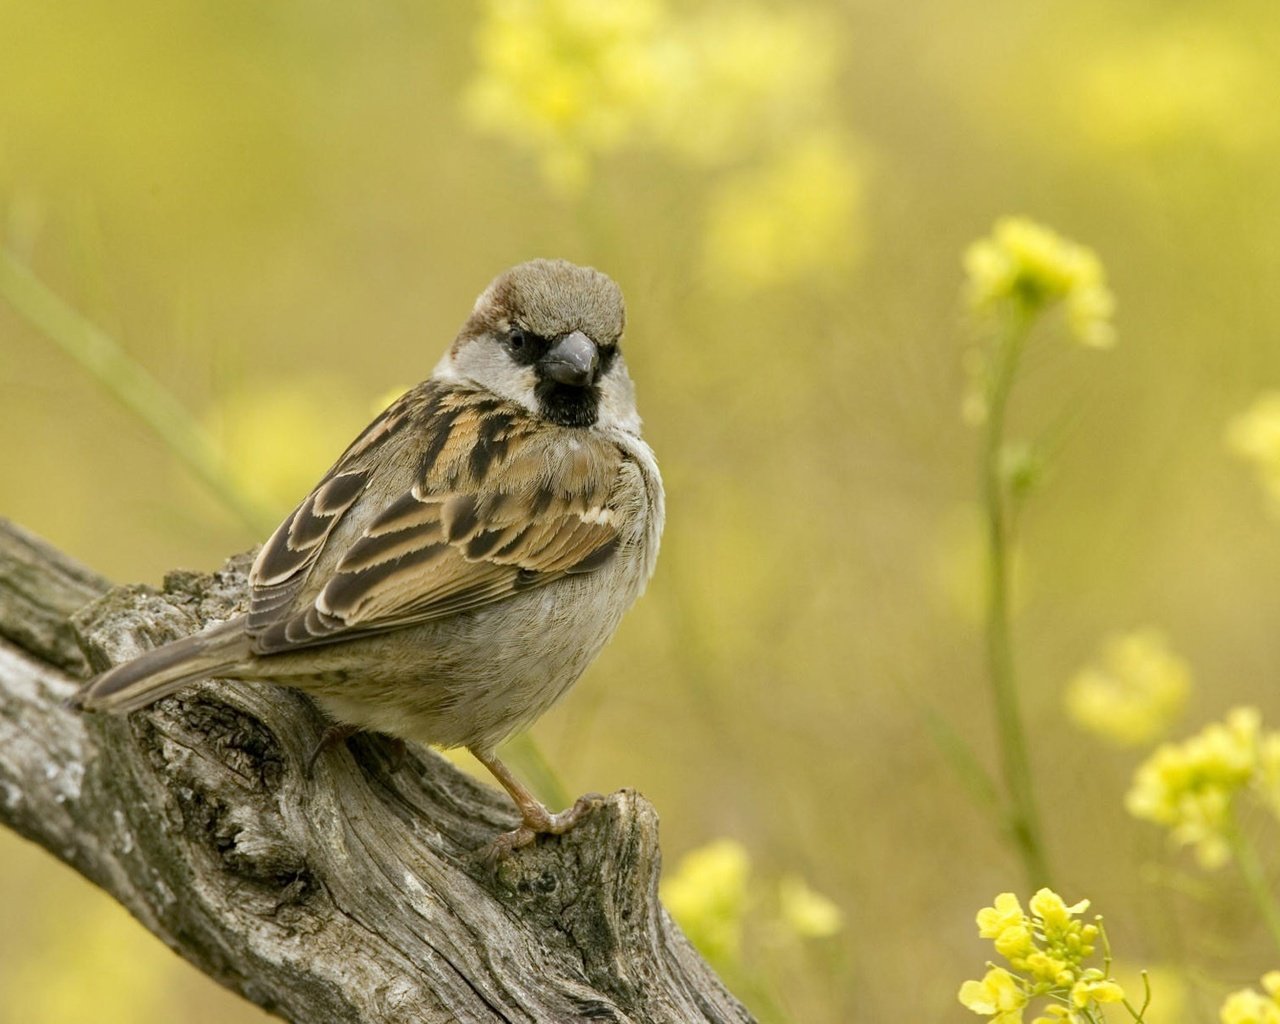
[1221, 973, 1280, 1024]
[466, 0, 839, 188]
[661, 838, 751, 965]
[1065, 629, 1191, 747]
[465, 0, 666, 191]
[959, 889, 1127, 1024]
[1227, 392, 1280, 515]
[661, 837, 843, 973]
[1126, 707, 1280, 868]
[465, 0, 864, 289]
[963, 217, 1116, 349]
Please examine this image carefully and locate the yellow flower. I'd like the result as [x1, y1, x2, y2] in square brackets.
[206, 379, 366, 517]
[1069, 969, 1125, 1008]
[965, 890, 1130, 1023]
[1074, 25, 1268, 156]
[959, 966, 1028, 1022]
[1031, 1007, 1081, 1024]
[1126, 707, 1263, 868]
[644, 8, 836, 166]
[1221, 972, 1280, 1024]
[1227, 393, 1280, 515]
[978, 892, 1028, 938]
[661, 838, 750, 966]
[1028, 889, 1089, 929]
[963, 217, 1115, 348]
[702, 131, 865, 291]
[465, 1, 843, 193]
[465, 0, 669, 191]
[1023, 951, 1075, 988]
[976, 893, 1037, 966]
[1065, 629, 1192, 746]
[777, 874, 843, 939]
[993, 922, 1036, 965]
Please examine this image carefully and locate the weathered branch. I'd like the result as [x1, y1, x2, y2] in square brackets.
[0, 519, 752, 1024]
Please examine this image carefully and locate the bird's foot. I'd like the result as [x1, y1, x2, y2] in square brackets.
[305, 726, 408, 778]
[304, 723, 360, 778]
[482, 792, 604, 863]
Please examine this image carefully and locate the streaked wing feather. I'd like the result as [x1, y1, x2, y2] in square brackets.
[247, 382, 624, 656]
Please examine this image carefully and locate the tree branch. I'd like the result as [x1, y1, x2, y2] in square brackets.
[0, 519, 752, 1024]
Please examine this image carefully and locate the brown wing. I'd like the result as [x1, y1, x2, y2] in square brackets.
[247, 381, 623, 655]
[246, 388, 420, 632]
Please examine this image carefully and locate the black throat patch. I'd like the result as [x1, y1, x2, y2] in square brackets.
[535, 379, 600, 427]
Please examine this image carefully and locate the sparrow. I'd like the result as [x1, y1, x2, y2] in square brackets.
[72, 258, 664, 854]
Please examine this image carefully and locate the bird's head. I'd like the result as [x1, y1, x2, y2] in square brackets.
[438, 259, 639, 432]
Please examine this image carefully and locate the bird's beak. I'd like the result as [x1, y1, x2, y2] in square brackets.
[541, 330, 599, 387]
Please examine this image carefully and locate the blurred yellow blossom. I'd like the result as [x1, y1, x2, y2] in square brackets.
[1065, 628, 1191, 746]
[1125, 707, 1268, 868]
[979, 891, 1030, 939]
[960, 966, 1028, 1023]
[962, 888, 1128, 1024]
[645, 8, 836, 166]
[702, 132, 865, 291]
[964, 217, 1115, 349]
[661, 838, 750, 966]
[777, 874, 843, 939]
[1069, 970, 1125, 1008]
[466, 0, 841, 194]
[207, 379, 366, 517]
[1227, 392, 1280, 514]
[1075, 26, 1269, 156]
[1220, 972, 1280, 1024]
[465, 1, 864, 287]
[465, 0, 668, 191]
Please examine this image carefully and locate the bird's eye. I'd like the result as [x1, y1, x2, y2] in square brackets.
[505, 327, 547, 363]
[507, 328, 531, 353]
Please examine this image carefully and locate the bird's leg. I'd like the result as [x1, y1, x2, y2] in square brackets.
[305, 725, 407, 778]
[469, 747, 601, 857]
[305, 723, 360, 778]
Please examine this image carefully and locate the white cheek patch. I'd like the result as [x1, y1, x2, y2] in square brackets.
[442, 342, 539, 413]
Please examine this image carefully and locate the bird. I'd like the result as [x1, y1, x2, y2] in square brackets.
[72, 258, 664, 855]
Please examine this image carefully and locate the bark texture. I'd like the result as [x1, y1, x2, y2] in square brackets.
[0, 519, 752, 1024]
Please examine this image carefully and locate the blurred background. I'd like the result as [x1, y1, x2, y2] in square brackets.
[3, 1, 1280, 1020]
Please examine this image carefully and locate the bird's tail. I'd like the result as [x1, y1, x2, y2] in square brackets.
[71, 618, 252, 714]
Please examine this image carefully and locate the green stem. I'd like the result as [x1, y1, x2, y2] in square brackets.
[0, 249, 275, 534]
[1227, 818, 1280, 956]
[981, 305, 1051, 888]
[501, 732, 570, 810]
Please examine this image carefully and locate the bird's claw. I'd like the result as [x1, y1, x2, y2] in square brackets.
[480, 792, 604, 864]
